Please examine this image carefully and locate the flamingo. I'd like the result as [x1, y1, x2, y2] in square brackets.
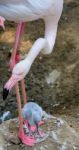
[0, 0, 63, 146]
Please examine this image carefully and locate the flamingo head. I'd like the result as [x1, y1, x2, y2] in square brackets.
[3, 74, 21, 100]
[3, 59, 31, 100]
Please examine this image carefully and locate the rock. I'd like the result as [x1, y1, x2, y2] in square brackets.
[66, 63, 77, 73]
[46, 70, 61, 86]
[0, 133, 6, 150]
[0, 111, 12, 123]
[0, 116, 79, 150]
[40, 146, 46, 150]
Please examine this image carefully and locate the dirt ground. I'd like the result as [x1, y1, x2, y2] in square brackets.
[0, 0, 79, 131]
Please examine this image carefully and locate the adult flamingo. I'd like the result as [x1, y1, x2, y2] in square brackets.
[0, 0, 63, 146]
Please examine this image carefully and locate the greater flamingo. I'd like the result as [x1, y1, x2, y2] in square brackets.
[0, 0, 63, 146]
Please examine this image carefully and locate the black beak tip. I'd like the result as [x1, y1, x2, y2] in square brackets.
[3, 88, 9, 100]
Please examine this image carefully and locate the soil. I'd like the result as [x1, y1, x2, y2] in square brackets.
[0, 0, 79, 132]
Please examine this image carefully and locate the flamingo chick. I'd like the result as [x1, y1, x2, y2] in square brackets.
[1, 0, 63, 99]
[22, 102, 44, 136]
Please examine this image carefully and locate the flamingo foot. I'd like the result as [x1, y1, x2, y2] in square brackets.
[0, 16, 5, 30]
[23, 120, 48, 144]
[37, 129, 46, 138]
[24, 120, 45, 132]
[38, 120, 45, 126]
[35, 130, 49, 144]
[18, 128, 36, 146]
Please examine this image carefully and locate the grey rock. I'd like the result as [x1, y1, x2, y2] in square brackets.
[0, 116, 79, 150]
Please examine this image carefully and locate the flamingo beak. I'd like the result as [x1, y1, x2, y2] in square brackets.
[3, 75, 19, 100]
[3, 88, 9, 100]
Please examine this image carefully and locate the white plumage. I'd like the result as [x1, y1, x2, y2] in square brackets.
[0, 0, 63, 22]
[3, 0, 63, 92]
[1, 0, 64, 145]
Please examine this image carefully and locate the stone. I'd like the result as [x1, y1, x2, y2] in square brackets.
[0, 116, 79, 150]
[46, 70, 61, 86]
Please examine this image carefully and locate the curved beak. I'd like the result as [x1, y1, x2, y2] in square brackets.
[3, 88, 9, 100]
[3, 75, 19, 100]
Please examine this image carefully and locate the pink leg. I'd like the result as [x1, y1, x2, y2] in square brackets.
[0, 16, 5, 30]
[20, 80, 27, 105]
[10, 22, 27, 104]
[15, 83, 35, 146]
[10, 22, 26, 69]
[9, 22, 35, 146]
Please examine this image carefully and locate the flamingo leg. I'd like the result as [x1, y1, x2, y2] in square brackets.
[0, 16, 5, 30]
[16, 83, 35, 146]
[10, 22, 27, 104]
[15, 83, 23, 130]
[20, 80, 27, 105]
[9, 22, 25, 69]
[9, 22, 35, 146]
